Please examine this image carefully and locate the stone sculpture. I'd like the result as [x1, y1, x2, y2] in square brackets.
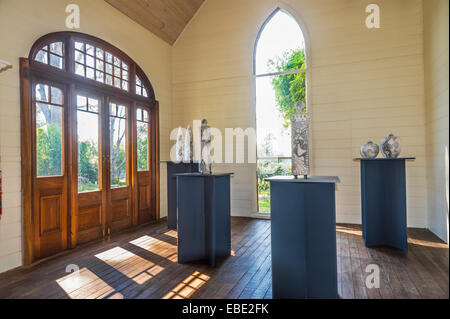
[291, 101, 310, 177]
[199, 119, 212, 174]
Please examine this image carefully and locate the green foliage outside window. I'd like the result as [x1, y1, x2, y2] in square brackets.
[78, 141, 99, 192]
[268, 48, 306, 128]
[36, 124, 62, 177]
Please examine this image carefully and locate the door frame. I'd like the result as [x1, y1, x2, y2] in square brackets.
[20, 55, 160, 265]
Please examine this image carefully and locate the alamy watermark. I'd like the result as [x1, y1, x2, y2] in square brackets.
[366, 4, 381, 29]
[365, 264, 380, 289]
[65, 4, 80, 29]
[170, 121, 257, 164]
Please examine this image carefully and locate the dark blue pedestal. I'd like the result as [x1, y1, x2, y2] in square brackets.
[355, 158, 415, 250]
[176, 173, 232, 267]
[161, 161, 199, 229]
[266, 176, 340, 299]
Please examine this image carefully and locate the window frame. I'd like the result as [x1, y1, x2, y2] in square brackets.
[21, 32, 161, 265]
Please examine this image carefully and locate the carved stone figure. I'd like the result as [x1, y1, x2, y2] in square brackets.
[175, 127, 184, 163]
[199, 119, 212, 174]
[291, 101, 310, 177]
[183, 125, 193, 163]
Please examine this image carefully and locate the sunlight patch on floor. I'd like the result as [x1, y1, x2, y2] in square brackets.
[95, 246, 164, 284]
[163, 271, 211, 299]
[56, 267, 122, 299]
[165, 230, 178, 239]
[129, 235, 177, 259]
[336, 226, 363, 236]
[408, 237, 448, 248]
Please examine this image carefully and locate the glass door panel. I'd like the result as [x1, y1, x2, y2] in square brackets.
[109, 103, 128, 188]
[136, 106, 153, 224]
[107, 101, 132, 232]
[136, 107, 150, 171]
[35, 84, 64, 177]
[75, 93, 104, 245]
[77, 95, 100, 192]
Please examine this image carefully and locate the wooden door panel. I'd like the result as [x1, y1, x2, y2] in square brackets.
[110, 187, 131, 232]
[137, 171, 153, 224]
[34, 177, 67, 259]
[78, 206, 101, 231]
[39, 195, 62, 235]
[77, 191, 103, 244]
[111, 199, 129, 220]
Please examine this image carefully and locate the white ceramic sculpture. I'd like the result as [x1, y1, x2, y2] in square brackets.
[199, 119, 212, 174]
[183, 125, 193, 163]
[175, 127, 184, 163]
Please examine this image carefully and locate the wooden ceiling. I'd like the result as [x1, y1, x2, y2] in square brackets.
[105, 0, 205, 45]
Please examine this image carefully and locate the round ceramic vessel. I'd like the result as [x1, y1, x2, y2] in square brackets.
[360, 141, 380, 159]
[381, 134, 401, 158]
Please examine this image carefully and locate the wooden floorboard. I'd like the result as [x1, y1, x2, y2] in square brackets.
[0, 218, 447, 299]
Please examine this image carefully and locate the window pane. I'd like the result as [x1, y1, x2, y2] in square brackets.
[35, 84, 49, 102]
[110, 104, 127, 187]
[96, 59, 104, 71]
[49, 42, 63, 56]
[75, 51, 85, 64]
[257, 159, 291, 212]
[105, 52, 113, 63]
[122, 80, 128, 91]
[114, 66, 121, 77]
[51, 87, 63, 105]
[36, 102, 63, 177]
[75, 63, 85, 76]
[86, 67, 95, 80]
[114, 77, 121, 88]
[75, 41, 84, 51]
[77, 95, 87, 110]
[86, 55, 94, 68]
[105, 74, 113, 85]
[96, 48, 104, 60]
[49, 54, 63, 69]
[88, 98, 99, 113]
[143, 110, 148, 122]
[96, 71, 104, 83]
[35, 50, 48, 64]
[105, 63, 113, 74]
[137, 121, 149, 171]
[86, 44, 94, 56]
[77, 100, 99, 192]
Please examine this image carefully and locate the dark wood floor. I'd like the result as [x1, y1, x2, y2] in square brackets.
[0, 217, 448, 299]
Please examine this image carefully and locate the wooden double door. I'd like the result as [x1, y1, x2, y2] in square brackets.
[30, 79, 156, 260]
